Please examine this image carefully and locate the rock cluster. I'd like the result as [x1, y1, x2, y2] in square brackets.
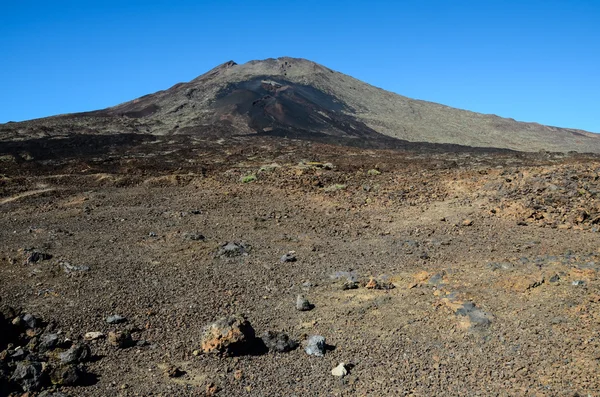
[0, 306, 95, 394]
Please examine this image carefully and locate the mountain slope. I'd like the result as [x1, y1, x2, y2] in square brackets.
[1, 57, 598, 153]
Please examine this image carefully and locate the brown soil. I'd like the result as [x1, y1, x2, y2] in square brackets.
[2, 136, 600, 396]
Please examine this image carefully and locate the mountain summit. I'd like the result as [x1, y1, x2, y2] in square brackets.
[2, 57, 598, 153]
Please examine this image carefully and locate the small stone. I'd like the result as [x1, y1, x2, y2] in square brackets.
[261, 331, 298, 353]
[365, 278, 380, 289]
[462, 219, 473, 226]
[206, 382, 220, 396]
[280, 251, 297, 263]
[341, 280, 359, 290]
[331, 363, 348, 377]
[108, 331, 134, 348]
[106, 315, 127, 324]
[148, 232, 157, 237]
[549, 274, 561, 283]
[234, 369, 243, 380]
[84, 331, 105, 341]
[22, 314, 38, 329]
[25, 251, 52, 264]
[49, 363, 82, 386]
[166, 365, 185, 378]
[184, 232, 205, 241]
[572, 280, 585, 286]
[10, 348, 27, 360]
[59, 343, 91, 364]
[216, 242, 249, 258]
[296, 295, 313, 311]
[304, 335, 326, 357]
[60, 261, 90, 273]
[38, 333, 60, 352]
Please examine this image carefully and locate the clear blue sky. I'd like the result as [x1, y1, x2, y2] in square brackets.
[1, 0, 598, 132]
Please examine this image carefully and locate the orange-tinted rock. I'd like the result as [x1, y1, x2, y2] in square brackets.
[200, 315, 255, 355]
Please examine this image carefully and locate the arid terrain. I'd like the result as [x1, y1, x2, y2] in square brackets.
[2, 58, 600, 396]
[2, 134, 600, 396]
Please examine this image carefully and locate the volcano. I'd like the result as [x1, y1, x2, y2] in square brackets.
[1, 57, 598, 153]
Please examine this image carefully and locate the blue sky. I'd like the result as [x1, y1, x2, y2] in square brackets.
[1, 0, 598, 132]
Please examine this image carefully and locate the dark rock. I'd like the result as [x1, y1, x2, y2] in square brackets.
[280, 251, 297, 263]
[549, 274, 561, 283]
[22, 314, 38, 329]
[25, 251, 52, 264]
[49, 363, 82, 386]
[59, 343, 91, 364]
[261, 331, 298, 353]
[108, 331, 135, 349]
[39, 333, 60, 353]
[341, 280, 359, 290]
[10, 348, 27, 360]
[304, 335, 326, 357]
[216, 242, 249, 258]
[166, 365, 185, 378]
[10, 361, 46, 391]
[106, 314, 127, 324]
[184, 232, 205, 241]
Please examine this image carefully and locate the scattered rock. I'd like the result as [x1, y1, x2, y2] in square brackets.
[166, 365, 185, 378]
[455, 301, 492, 330]
[106, 314, 127, 324]
[108, 331, 134, 348]
[200, 315, 256, 355]
[59, 343, 91, 364]
[462, 219, 473, 226]
[49, 364, 83, 386]
[38, 333, 60, 352]
[84, 331, 105, 341]
[280, 251, 297, 263]
[261, 331, 298, 353]
[341, 280, 359, 290]
[572, 280, 586, 286]
[549, 274, 561, 283]
[365, 277, 394, 290]
[184, 232, 205, 241]
[25, 251, 52, 264]
[22, 314, 38, 329]
[206, 382, 220, 396]
[331, 363, 348, 377]
[304, 335, 326, 357]
[296, 295, 313, 311]
[216, 242, 249, 258]
[60, 261, 90, 273]
[10, 361, 45, 391]
[365, 278, 380, 289]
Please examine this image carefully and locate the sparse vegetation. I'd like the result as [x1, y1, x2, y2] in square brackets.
[240, 174, 257, 183]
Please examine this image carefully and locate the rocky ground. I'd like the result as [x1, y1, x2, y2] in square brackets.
[2, 136, 600, 396]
